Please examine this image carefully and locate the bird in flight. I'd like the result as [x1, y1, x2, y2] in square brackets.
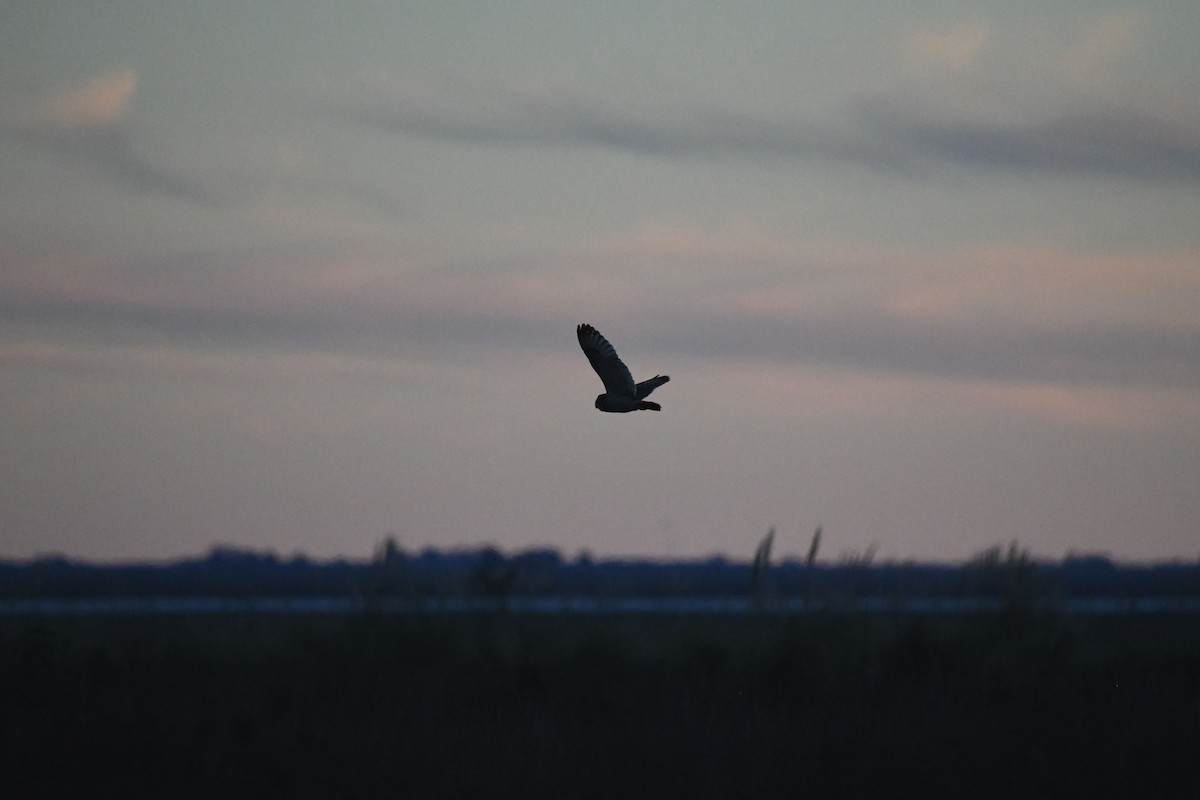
[577, 323, 670, 412]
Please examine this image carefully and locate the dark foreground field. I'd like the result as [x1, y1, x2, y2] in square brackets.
[3, 609, 1199, 798]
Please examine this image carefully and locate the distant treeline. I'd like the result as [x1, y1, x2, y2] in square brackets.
[3, 541, 1199, 601]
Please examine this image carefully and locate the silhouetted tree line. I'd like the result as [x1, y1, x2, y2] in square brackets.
[2, 540, 1198, 601]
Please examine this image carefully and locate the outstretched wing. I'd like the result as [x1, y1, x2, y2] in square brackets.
[577, 324, 636, 398]
[635, 375, 670, 400]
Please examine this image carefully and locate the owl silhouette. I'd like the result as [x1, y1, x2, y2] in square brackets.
[577, 323, 670, 412]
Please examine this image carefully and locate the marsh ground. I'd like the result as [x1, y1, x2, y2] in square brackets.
[3, 610, 1198, 798]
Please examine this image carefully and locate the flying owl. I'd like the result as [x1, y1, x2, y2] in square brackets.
[577, 323, 670, 412]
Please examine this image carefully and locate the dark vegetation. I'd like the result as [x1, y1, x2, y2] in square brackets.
[3, 541, 1200, 796]
[3, 608, 1199, 798]
[3, 539, 1199, 602]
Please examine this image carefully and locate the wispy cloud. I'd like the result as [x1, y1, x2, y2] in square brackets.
[4, 72, 400, 215]
[342, 76, 1200, 185]
[664, 306, 1200, 391]
[1061, 10, 1145, 84]
[31, 126, 219, 203]
[2, 70, 217, 204]
[4, 232, 1198, 405]
[852, 91, 1200, 183]
[33, 70, 138, 128]
[343, 79, 897, 169]
[901, 20, 990, 74]
[217, 169, 405, 221]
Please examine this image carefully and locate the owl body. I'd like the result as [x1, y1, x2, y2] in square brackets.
[577, 324, 670, 413]
[595, 394, 659, 413]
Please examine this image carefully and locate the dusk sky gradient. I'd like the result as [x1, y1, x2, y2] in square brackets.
[2, 2, 1198, 563]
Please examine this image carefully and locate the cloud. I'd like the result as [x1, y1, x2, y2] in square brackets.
[0, 241, 571, 368]
[1061, 11, 1145, 84]
[31, 126, 218, 203]
[901, 21, 990, 74]
[700, 360, 1198, 431]
[33, 70, 138, 129]
[654, 306, 1200, 391]
[218, 169, 405, 222]
[4, 234, 1198, 404]
[852, 92, 1200, 183]
[5, 72, 399, 213]
[2, 70, 217, 204]
[626, 232, 1200, 392]
[342, 77, 1200, 185]
[343, 79, 897, 170]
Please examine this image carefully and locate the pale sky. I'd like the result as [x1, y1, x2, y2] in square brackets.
[2, 2, 1198, 563]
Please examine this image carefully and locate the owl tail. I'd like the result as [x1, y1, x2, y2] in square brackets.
[638, 401, 662, 411]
